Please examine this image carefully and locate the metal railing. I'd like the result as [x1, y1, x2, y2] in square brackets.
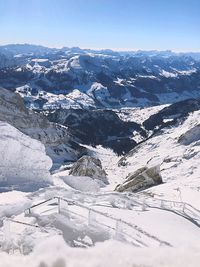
[137, 195, 200, 227]
[0, 218, 52, 254]
[24, 196, 171, 247]
[63, 190, 200, 228]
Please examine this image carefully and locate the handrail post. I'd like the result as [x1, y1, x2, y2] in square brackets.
[142, 200, 146, 211]
[115, 219, 123, 241]
[24, 208, 31, 216]
[182, 203, 185, 213]
[58, 197, 61, 214]
[88, 209, 96, 226]
[3, 219, 11, 246]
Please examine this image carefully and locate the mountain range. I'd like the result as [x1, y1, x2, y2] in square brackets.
[1, 44, 200, 110]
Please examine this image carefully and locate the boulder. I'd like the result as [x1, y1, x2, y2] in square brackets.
[69, 156, 108, 185]
[115, 165, 162, 193]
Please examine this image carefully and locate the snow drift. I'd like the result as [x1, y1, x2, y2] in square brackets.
[0, 121, 52, 191]
[1, 236, 200, 267]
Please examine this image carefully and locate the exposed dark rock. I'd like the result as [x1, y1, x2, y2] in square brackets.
[143, 98, 200, 131]
[0, 88, 88, 167]
[69, 155, 108, 185]
[46, 108, 146, 155]
[115, 166, 162, 193]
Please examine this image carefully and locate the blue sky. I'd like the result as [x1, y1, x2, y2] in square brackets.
[0, 0, 199, 51]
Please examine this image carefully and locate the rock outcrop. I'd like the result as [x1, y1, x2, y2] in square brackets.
[115, 166, 162, 193]
[0, 88, 87, 167]
[143, 98, 200, 131]
[69, 156, 108, 185]
[178, 124, 200, 145]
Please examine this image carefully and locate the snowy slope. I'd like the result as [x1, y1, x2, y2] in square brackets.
[0, 88, 89, 167]
[71, 106, 200, 208]
[0, 106, 200, 266]
[0, 121, 52, 191]
[117, 110, 200, 206]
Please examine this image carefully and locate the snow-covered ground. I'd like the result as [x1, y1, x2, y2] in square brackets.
[0, 122, 52, 192]
[1, 236, 200, 267]
[0, 105, 200, 266]
[118, 110, 200, 207]
[114, 104, 168, 124]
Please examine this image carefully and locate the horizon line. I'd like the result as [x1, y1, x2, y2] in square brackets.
[0, 42, 200, 53]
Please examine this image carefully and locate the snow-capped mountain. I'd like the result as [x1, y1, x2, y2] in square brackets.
[1, 44, 200, 110]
